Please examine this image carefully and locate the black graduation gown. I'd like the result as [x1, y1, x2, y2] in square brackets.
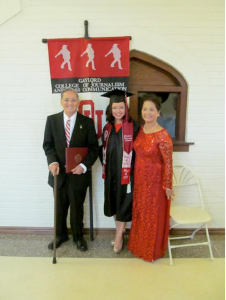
[102, 121, 140, 222]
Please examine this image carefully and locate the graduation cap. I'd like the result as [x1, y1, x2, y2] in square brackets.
[101, 89, 133, 121]
[101, 89, 134, 104]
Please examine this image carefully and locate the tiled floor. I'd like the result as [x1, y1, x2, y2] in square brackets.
[1, 257, 224, 300]
[0, 233, 224, 259]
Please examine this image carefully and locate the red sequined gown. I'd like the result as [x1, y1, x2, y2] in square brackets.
[128, 127, 173, 262]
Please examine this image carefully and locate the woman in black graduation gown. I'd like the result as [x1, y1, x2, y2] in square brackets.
[101, 89, 140, 253]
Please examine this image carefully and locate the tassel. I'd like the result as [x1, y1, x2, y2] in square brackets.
[127, 182, 131, 194]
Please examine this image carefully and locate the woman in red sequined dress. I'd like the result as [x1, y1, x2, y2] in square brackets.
[128, 95, 173, 262]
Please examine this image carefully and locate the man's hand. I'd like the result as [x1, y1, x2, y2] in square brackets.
[49, 163, 60, 176]
[71, 165, 84, 175]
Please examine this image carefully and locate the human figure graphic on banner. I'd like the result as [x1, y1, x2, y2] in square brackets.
[55, 45, 72, 71]
[80, 44, 96, 70]
[105, 44, 123, 70]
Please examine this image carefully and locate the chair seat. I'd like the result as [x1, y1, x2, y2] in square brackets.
[170, 205, 211, 224]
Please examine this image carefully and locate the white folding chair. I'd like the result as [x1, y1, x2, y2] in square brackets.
[168, 164, 214, 265]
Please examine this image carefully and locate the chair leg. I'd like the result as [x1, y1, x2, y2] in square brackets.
[205, 224, 214, 261]
[168, 239, 173, 265]
[191, 224, 204, 239]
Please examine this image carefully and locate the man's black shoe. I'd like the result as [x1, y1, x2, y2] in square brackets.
[48, 237, 69, 250]
[74, 238, 88, 252]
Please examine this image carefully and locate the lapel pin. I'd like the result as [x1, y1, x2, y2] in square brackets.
[80, 125, 82, 129]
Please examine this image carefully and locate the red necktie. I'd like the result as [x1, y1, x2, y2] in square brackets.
[65, 119, 70, 148]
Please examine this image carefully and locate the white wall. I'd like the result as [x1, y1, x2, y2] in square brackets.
[0, 0, 21, 26]
[0, 0, 224, 229]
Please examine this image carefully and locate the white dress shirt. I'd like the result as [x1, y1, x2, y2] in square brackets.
[63, 112, 76, 140]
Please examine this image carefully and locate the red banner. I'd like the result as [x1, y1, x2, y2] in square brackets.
[47, 37, 130, 93]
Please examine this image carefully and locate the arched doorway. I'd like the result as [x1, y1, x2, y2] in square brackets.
[129, 50, 194, 151]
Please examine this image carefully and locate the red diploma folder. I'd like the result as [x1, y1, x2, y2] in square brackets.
[65, 147, 88, 173]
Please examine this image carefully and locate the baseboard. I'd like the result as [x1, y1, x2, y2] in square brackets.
[0, 226, 224, 235]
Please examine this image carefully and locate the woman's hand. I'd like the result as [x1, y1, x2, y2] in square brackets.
[166, 189, 174, 200]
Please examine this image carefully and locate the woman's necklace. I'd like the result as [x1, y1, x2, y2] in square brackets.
[143, 123, 158, 134]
